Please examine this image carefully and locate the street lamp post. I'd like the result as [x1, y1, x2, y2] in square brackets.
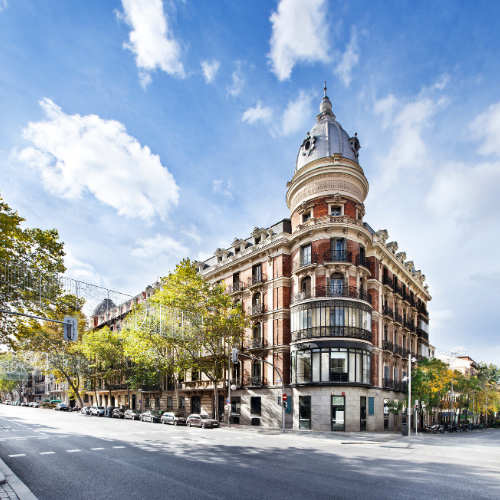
[407, 354, 417, 437]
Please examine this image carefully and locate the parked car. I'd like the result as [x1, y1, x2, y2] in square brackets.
[21, 402, 29, 407]
[124, 409, 141, 420]
[55, 403, 70, 411]
[90, 405, 105, 416]
[33, 402, 41, 408]
[161, 412, 187, 426]
[140, 410, 161, 423]
[186, 414, 220, 429]
[104, 406, 116, 417]
[112, 407, 127, 419]
[80, 406, 92, 415]
[69, 406, 80, 412]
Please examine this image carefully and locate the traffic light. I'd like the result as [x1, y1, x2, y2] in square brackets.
[277, 396, 281, 405]
[231, 348, 238, 364]
[283, 401, 288, 409]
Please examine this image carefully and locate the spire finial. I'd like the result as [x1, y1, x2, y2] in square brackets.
[324, 81, 327, 98]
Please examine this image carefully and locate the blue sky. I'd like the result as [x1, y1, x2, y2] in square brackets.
[1, 0, 500, 364]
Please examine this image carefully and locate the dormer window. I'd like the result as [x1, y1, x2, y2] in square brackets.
[331, 206, 341, 216]
[302, 212, 311, 223]
[235, 247, 240, 254]
[217, 256, 222, 263]
[255, 235, 261, 244]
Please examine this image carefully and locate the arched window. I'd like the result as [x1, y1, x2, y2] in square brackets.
[253, 323, 261, 342]
[301, 276, 311, 292]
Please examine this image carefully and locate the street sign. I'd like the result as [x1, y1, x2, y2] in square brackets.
[63, 317, 78, 341]
[282, 394, 288, 402]
[227, 398, 230, 404]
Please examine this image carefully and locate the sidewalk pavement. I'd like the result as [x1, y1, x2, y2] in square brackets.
[0, 458, 37, 500]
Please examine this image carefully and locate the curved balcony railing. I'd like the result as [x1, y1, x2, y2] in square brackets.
[247, 275, 266, 287]
[246, 338, 266, 349]
[290, 286, 372, 306]
[402, 291, 411, 303]
[383, 305, 393, 317]
[292, 253, 318, 271]
[383, 276, 393, 290]
[323, 250, 352, 263]
[382, 340, 393, 351]
[249, 304, 266, 316]
[227, 282, 245, 294]
[383, 378, 404, 391]
[247, 376, 262, 386]
[403, 321, 415, 332]
[292, 326, 372, 343]
[394, 284, 402, 297]
[356, 255, 370, 271]
[418, 306, 429, 317]
[417, 328, 429, 341]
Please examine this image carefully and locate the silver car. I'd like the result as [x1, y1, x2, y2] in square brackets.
[90, 405, 105, 416]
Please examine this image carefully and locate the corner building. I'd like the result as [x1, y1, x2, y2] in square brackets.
[197, 90, 433, 431]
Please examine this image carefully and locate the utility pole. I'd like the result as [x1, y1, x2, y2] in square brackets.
[408, 353, 412, 437]
[227, 347, 231, 429]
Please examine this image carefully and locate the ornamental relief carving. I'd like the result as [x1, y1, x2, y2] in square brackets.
[291, 179, 364, 209]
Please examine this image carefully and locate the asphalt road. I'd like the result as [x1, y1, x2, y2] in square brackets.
[1, 406, 499, 500]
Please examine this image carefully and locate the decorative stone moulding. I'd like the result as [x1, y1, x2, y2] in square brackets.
[395, 251, 406, 263]
[386, 241, 399, 254]
[232, 238, 247, 253]
[193, 261, 205, 272]
[374, 229, 389, 244]
[214, 248, 229, 260]
[404, 260, 414, 272]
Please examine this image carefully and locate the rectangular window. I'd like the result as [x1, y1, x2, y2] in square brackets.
[349, 351, 356, 382]
[301, 244, 312, 265]
[250, 396, 261, 416]
[368, 397, 375, 416]
[167, 396, 173, 408]
[297, 351, 311, 383]
[299, 396, 312, 430]
[321, 349, 330, 382]
[179, 397, 185, 409]
[330, 350, 348, 382]
[303, 212, 311, 222]
[356, 351, 363, 382]
[231, 396, 241, 416]
[312, 349, 320, 382]
[331, 206, 341, 216]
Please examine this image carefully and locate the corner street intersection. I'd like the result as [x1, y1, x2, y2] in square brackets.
[1, 406, 499, 500]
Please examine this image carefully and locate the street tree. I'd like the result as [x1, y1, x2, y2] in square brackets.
[386, 400, 404, 433]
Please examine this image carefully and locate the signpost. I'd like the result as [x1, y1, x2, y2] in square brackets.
[282, 394, 288, 402]
[63, 317, 78, 341]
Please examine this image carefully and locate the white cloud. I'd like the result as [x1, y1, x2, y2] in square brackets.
[197, 250, 212, 262]
[182, 224, 202, 245]
[213, 180, 232, 198]
[201, 60, 220, 84]
[226, 61, 244, 97]
[471, 101, 500, 156]
[242, 102, 273, 124]
[334, 29, 359, 88]
[119, 0, 184, 87]
[17, 98, 179, 222]
[131, 234, 188, 258]
[0, 1, 7, 11]
[373, 94, 448, 191]
[281, 90, 314, 136]
[268, 0, 330, 81]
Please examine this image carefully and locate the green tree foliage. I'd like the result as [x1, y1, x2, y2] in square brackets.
[386, 400, 404, 433]
[0, 194, 66, 344]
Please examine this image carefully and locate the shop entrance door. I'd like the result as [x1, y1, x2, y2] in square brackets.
[331, 396, 345, 431]
[191, 396, 201, 414]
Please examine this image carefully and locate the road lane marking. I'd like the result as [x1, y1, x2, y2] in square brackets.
[40, 452, 55, 455]
[113, 446, 126, 449]
[9, 454, 25, 457]
[91, 448, 104, 450]
[66, 449, 81, 453]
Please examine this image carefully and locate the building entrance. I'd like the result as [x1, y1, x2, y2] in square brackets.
[191, 395, 201, 414]
[360, 396, 367, 431]
[331, 396, 345, 431]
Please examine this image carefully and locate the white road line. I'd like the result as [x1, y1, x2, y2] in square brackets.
[9, 454, 26, 457]
[91, 448, 104, 450]
[38, 437, 49, 440]
[113, 446, 126, 449]
[40, 452, 55, 455]
[66, 449, 81, 453]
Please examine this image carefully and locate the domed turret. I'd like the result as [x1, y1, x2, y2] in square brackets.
[92, 298, 116, 316]
[295, 83, 360, 173]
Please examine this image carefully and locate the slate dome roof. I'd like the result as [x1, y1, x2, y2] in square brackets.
[92, 298, 116, 316]
[294, 89, 360, 173]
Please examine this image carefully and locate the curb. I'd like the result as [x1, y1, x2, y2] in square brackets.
[0, 457, 38, 500]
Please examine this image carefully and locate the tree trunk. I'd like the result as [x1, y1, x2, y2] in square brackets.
[174, 373, 180, 411]
[62, 372, 83, 408]
[213, 377, 218, 421]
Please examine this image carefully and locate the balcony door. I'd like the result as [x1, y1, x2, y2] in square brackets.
[329, 273, 344, 295]
[301, 244, 311, 265]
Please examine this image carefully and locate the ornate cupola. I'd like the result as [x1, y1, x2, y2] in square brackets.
[286, 84, 369, 231]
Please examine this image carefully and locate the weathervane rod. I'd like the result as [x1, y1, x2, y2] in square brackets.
[324, 81, 327, 97]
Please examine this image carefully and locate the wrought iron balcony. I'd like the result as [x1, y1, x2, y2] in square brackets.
[417, 328, 429, 341]
[383, 305, 393, 318]
[418, 305, 429, 317]
[249, 304, 266, 316]
[403, 320, 415, 332]
[394, 312, 403, 324]
[356, 254, 370, 271]
[394, 284, 402, 297]
[402, 291, 411, 303]
[227, 282, 245, 294]
[410, 299, 417, 309]
[292, 326, 372, 343]
[393, 345, 403, 356]
[249, 376, 262, 386]
[292, 253, 318, 271]
[247, 275, 266, 287]
[402, 347, 411, 358]
[290, 285, 372, 306]
[383, 340, 394, 351]
[140, 384, 162, 392]
[383, 377, 394, 389]
[383, 276, 393, 290]
[323, 250, 352, 263]
[246, 337, 266, 349]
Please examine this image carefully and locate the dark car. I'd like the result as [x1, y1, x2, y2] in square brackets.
[124, 409, 141, 420]
[140, 410, 161, 423]
[186, 414, 220, 429]
[80, 406, 92, 415]
[161, 412, 187, 426]
[55, 403, 70, 411]
[104, 406, 116, 417]
[112, 407, 127, 419]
